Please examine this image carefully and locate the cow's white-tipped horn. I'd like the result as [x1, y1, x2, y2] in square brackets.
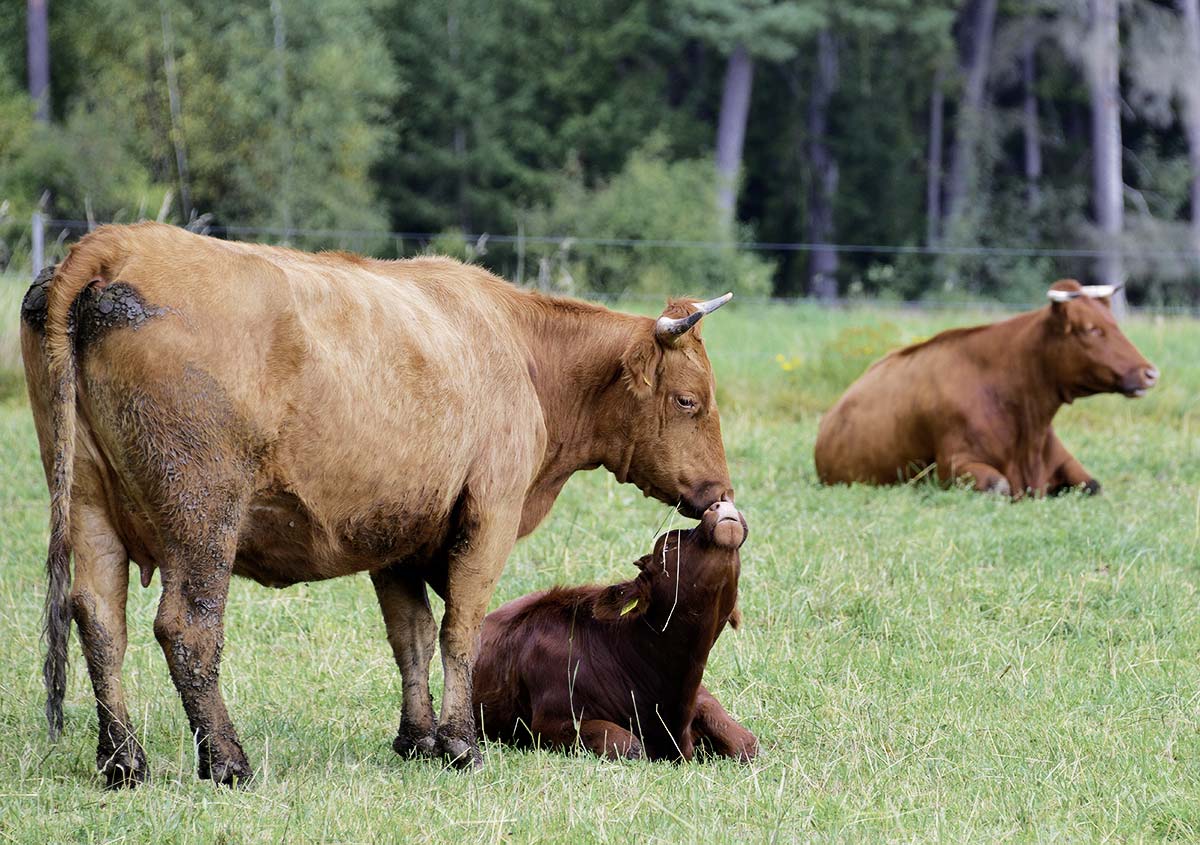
[1047, 289, 1082, 303]
[655, 292, 734, 339]
[1080, 284, 1121, 299]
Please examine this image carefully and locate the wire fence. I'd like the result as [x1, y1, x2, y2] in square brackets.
[12, 214, 1200, 315]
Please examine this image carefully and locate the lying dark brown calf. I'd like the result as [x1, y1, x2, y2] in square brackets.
[473, 500, 756, 762]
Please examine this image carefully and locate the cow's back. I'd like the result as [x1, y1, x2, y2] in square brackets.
[814, 329, 981, 485]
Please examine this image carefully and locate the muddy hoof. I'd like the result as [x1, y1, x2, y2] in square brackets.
[201, 756, 253, 788]
[99, 740, 149, 789]
[102, 756, 148, 789]
[393, 730, 438, 759]
[436, 729, 481, 769]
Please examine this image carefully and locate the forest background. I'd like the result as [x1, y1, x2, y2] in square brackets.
[5, 0, 1200, 306]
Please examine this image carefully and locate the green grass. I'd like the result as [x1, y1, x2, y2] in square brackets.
[1, 293, 1199, 842]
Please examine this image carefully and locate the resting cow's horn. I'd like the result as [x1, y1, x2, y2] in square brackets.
[1046, 288, 1081, 303]
[1080, 284, 1121, 299]
[655, 292, 733, 341]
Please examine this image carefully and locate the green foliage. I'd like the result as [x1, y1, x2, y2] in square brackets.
[526, 144, 774, 297]
[672, 0, 825, 60]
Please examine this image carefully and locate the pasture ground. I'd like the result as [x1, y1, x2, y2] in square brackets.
[1, 280, 1198, 842]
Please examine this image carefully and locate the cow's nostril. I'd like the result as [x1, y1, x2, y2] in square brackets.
[1145, 367, 1159, 384]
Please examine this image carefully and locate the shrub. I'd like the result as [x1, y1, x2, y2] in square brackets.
[523, 143, 774, 298]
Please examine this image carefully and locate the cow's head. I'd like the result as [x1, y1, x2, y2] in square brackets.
[602, 294, 734, 518]
[1044, 279, 1159, 400]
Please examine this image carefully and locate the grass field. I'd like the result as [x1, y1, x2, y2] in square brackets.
[1, 283, 1198, 842]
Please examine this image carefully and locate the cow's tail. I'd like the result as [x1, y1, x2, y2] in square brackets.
[39, 226, 130, 739]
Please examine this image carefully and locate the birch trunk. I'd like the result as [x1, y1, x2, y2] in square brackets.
[943, 0, 998, 240]
[806, 30, 839, 300]
[1180, 0, 1200, 263]
[927, 64, 945, 245]
[1085, 0, 1126, 313]
[27, 0, 50, 123]
[715, 44, 754, 230]
[1021, 20, 1042, 213]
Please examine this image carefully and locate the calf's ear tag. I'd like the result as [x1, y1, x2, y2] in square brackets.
[620, 598, 640, 616]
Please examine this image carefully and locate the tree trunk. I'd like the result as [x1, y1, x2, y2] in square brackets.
[715, 44, 754, 230]
[27, 0, 50, 123]
[806, 30, 839, 300]
[1021, 19, 1042, 214]
[448, 3, 470, 233]
[942, 0, 998, 240]
[160, 1, 192, 221]
[926, 63, 945, 245]
[1180, 0, 1200, 264]
[1085, 0, 1126, 313]
[270, 0, 293, 240]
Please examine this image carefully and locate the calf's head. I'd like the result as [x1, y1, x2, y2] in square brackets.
[595, 500, 748, 627]
[1044, 279, 1158, 399]
[604, 295, 734, 518]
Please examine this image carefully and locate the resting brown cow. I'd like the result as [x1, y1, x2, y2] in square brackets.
[20, 222, 736, 786]
[473, 500, 756, 762]
[814, 280, 1158, 496]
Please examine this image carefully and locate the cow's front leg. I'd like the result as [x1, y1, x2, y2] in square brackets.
[1046, 432, 1100, 496]
[371, 565, 438, 759]
[690, 686, 757, 762]
[436, 500, 522, 768]
[154, 524, 250, 787]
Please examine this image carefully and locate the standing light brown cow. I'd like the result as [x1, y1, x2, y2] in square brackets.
[20, 222, 735, 787]
[814, 279, 1159, 496]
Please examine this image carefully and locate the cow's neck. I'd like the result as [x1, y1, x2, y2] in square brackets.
[626, 576, 735, 732]
[984, 312, 1064, 438]
[512, 294, 647, 537]
[633, 549, 737, 697]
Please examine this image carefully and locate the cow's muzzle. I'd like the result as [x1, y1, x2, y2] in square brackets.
[678, 484, 734, 519]
[1120, 365, 1159, 398]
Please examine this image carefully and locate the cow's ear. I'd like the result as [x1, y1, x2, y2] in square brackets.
[593, 579, 651, 622]
[620, 333, 662, 398]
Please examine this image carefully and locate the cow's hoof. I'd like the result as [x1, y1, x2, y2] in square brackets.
[393, 728, 438, 759]
[99, 737, 148, 789]
[101, 753, 148, 789]
[436, 729, 482, 769]
[205, 757, 254, 788]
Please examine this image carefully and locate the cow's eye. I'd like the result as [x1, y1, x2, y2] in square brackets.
[674, 395, 698, 411]
[1087, 326, 1104, 337]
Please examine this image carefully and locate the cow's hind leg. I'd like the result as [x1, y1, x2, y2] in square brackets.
[690, 686, 758, 763]
[371, 566, 438, 758]
[70, 496, 148, 787]
[154, 492, 250, 787]
[436, 498, 523, 768]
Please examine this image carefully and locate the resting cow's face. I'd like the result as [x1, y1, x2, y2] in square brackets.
[1045, 280, 1159, 400]
[612, 297, 734, 519]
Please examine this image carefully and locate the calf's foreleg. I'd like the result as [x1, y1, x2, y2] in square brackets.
[690, 686, 757, 762]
